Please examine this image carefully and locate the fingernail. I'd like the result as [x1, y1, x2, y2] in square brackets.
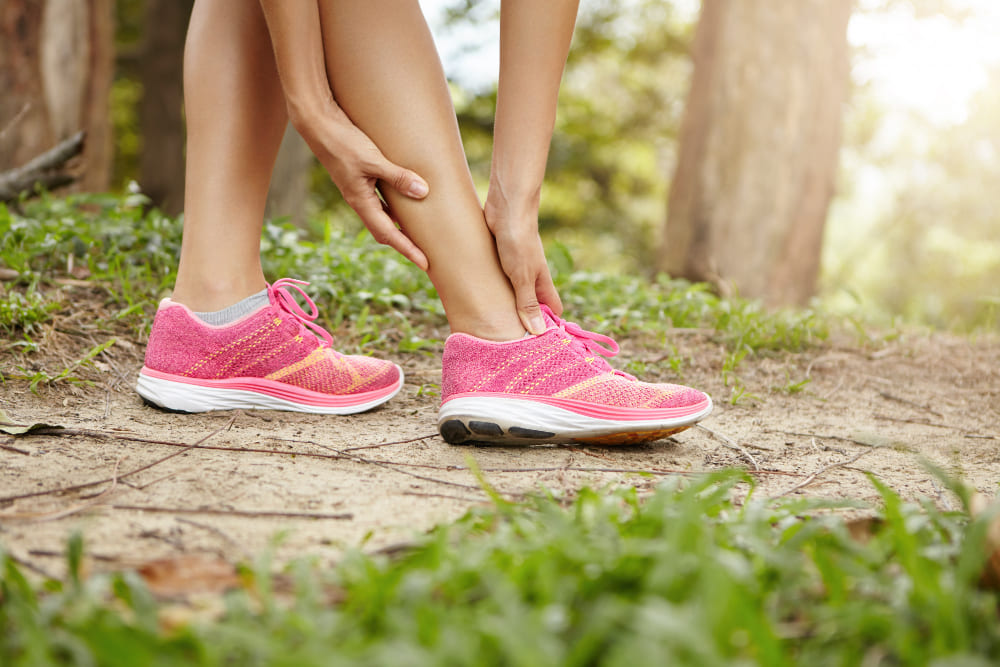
[408, 180, 428, 198]
[530, 316, 546, 334]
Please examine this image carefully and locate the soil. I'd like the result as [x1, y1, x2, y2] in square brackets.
[1, 294, 998, 579]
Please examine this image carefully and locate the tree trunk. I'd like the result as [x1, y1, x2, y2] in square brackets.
[661, 0, 852, 306]
[265, 124, 314, 227]
[138, 0, 193, 215]
[0, 0, 113, 193]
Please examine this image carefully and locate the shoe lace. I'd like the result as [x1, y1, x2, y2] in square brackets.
[541, 305, 634, 378]
[267, 278, 335, 350]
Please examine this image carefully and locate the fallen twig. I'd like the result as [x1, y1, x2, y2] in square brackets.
[112, 505, 353, 521]
[0, 417, 234, 505]
[401, 491, 486, 503]
[773, 450, 872, 498]
[877, 390, 944, 418]
[0, 457, 122, 522]
[0, 131, 86, 202]
[764, 429, 891, 449]
[342, 433, 438, 452]
[696, 424, 760, 470]
[175, 517, 248, 558]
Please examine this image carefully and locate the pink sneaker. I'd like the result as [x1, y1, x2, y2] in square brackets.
[439, 306, 712, 445]
[136, 279, 403, 414]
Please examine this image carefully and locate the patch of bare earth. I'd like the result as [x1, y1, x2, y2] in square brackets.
[1, 291, 998, 578]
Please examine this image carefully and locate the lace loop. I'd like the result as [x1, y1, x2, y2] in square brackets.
[267, 279, 335, 349]
[540, 305, 638, 380]
[541, 304, 620, 358]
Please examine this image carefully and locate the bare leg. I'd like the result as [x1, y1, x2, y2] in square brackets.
[317, 1, 524, 341]
[171, 0, 287, 312]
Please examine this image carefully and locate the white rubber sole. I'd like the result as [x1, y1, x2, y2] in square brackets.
[136, 366, 404, 415]
[437, 395, 713, 445]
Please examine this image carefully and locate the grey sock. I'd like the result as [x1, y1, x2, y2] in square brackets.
[194, 289, 269, 326]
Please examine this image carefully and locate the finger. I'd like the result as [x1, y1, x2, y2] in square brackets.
[536, 268, 563, 317]
[376, 158, 429, 200]
[359, 203, 429, 270]
[512, 276, 547, 335]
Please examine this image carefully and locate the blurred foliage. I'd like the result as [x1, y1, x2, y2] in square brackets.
[4, 473, 1000, 664]
[827, 7, 1000, 331]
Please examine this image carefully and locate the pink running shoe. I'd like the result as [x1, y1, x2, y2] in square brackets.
[439, 306, 712, 445]
[136, 279, 403, 414]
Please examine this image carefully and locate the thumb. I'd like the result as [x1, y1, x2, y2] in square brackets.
[513, 280, 547, 335]
[379, 159, 429, 200]
[536, 269, 563, 318]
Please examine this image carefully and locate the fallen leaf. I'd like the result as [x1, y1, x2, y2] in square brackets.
[0, 408, 64, 436]
[137, 554, 241, 597]
[845, 516, 885, 544]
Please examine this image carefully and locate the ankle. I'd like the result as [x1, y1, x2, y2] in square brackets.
[171, 274, 268, 313]
[449, 313, 526, 342]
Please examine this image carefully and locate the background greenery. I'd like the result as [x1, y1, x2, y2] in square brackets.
[3, 472, 999, 665]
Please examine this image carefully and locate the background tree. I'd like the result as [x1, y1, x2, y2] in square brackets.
[0, 0, 114, 192]
[661, 0, 853, 306]
[136, 0, 192, 215]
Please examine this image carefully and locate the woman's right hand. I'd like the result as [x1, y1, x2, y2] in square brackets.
[294, 104, 431, 271]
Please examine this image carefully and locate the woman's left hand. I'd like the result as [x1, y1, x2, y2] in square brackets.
[484, 189, 563, 335]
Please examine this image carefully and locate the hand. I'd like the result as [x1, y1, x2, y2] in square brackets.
[294, 107, 430, 270]
[484, 189, 563, 335]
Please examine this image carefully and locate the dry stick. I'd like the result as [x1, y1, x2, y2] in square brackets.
[0, 131, 86, 202]
[773, 450, 872, 498]
[7, 428, 351, 461]
[877, 390, 945, 418]
[0, 458, 122, 523]
[111, 505, 353, 521]
[764, 429, 887, 448]
[7, 552, 58, 580]
[477, 465, 800, 477]
[0, 417, 235, 505]
[695, 424, 760, 470]
[0, 103, 30, 141]
[0, 443, 31, 456]
[303, 439, 488, 494]
[28, 548, 119, 563]
[872, 413, 964, 431]
[401, 491, 486, 503]
[342, 433, 438, 452]
[175, 517, 248, 558]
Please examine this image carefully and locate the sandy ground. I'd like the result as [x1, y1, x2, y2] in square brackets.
[1, 320, 998, 579]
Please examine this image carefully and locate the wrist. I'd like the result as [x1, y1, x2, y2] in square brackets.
[286, 93, 347, 137]
[487, 176, 541, 217]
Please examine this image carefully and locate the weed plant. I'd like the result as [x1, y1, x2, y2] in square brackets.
[2, 473, 998, 665]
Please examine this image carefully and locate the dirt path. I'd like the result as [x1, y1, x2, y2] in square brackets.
[1, 328, 998, 576]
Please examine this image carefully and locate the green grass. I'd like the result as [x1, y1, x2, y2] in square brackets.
[0, 193, 828, 366]
[2, 473, 998, 665]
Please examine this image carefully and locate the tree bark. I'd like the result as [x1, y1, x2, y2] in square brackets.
[138, 0, 193, 214]
[0, 0, 113, 193]
[661, 0, 852, 306]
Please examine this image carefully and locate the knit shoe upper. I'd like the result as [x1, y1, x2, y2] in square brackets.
[137, 279, 402, 413]
[438, 306, 711, 445]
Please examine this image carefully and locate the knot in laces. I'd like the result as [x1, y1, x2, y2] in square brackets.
[267, 279, 335, 349]
[540, 305, 628, 375]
